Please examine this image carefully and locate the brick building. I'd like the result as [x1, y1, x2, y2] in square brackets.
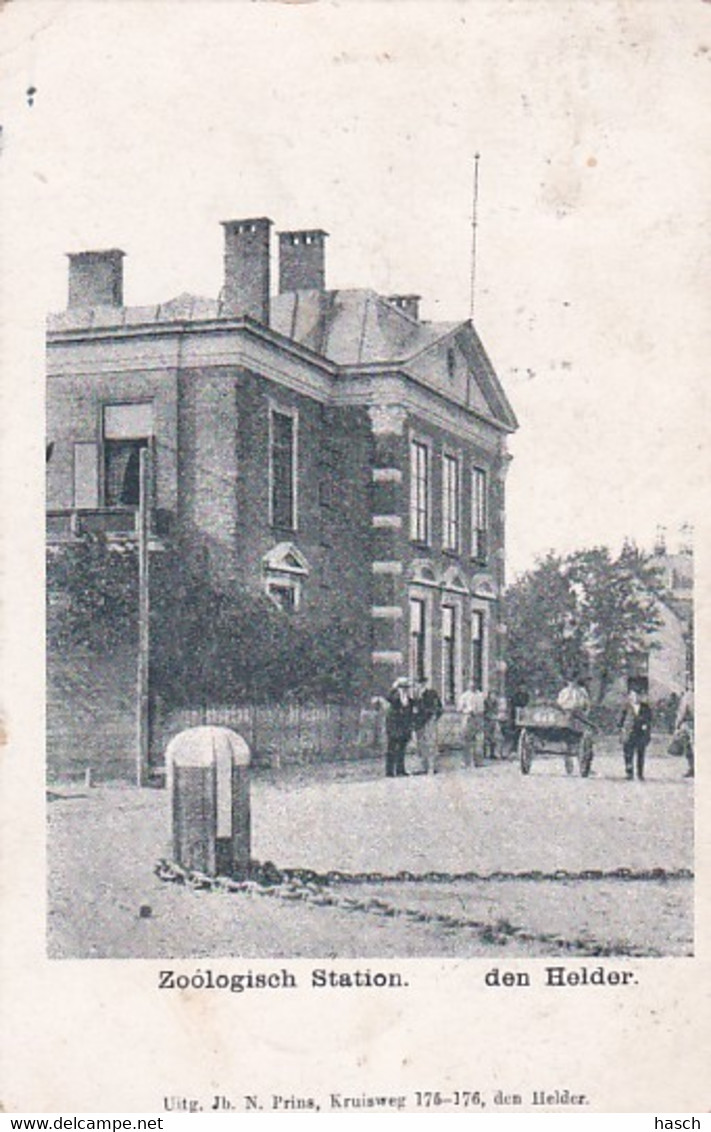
[47, 217, 517, 761]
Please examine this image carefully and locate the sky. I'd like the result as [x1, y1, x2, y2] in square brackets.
[1, 0, 708, 578]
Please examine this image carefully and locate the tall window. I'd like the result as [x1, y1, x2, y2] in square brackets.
[442, 453, 460, 552]
[409, 596, 427, 682]
[471, 467, 488, 562]
[471, 609, 485, 692]
[410, 439, 430, 544]
[442, 604, 458, 706]
[103, 403, 153, 507]
[270, 409, 297, 530]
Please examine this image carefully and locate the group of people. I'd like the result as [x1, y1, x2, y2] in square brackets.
[556, 674, 694, 782]
[384, 677, 440, 777]
[382, 670, 695, 783]
[383, 676, 499, 778]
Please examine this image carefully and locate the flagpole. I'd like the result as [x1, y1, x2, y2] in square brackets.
[469, 152, 480, 321]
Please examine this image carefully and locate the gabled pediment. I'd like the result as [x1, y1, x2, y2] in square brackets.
[411, 559, 439, 586]
[263, 542, 310, 576]
[442, 566, 468, 593]
[406, 323, 518, 433]
[456, 324, 518, 431]
[471, 572, 499, 600]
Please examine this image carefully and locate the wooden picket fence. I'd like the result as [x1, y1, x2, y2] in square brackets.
[151, 702, 387, 770]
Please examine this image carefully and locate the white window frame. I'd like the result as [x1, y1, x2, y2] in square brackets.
[266, 577, 301, 612]
[408, 586, 432, 684]
[470, 602, 488, 694]
[441, 599, 463, 707]
[409, 434, 432, 545]
[269, 403, 299, 531]
[442, 450, 461, 553]
[471, 465, 488, 563]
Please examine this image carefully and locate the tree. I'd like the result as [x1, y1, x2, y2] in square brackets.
[47, 537, 369, 706]
[566, 543, 664, 704]
[47, 535, 137, 652]
[504, 544, 664, 706]
[149, 555, 368, 705]
[503, 552, 583, 701]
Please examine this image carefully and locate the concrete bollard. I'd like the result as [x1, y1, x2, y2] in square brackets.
[165, 726, 251, 879]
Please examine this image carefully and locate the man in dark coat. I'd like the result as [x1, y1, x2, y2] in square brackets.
[483, 691, 500, 760]
[618, 689, 653, 780]
[385, 678, 414, 777]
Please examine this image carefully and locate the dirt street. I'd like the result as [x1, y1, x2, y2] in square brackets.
[47, 738, 693, 959]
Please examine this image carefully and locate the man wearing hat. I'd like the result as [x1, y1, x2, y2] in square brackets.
[385, 677, 414, 777]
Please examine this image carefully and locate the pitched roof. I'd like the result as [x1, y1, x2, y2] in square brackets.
[271, 289, 516, 430]
[269, 288, 460, 365]
[47, 287, 459, 363]
[47, 286, 517, 430]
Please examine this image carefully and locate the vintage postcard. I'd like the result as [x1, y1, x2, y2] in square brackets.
[1, 0, 709, 1116]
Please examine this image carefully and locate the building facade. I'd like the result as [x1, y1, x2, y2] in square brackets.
[47, 218, 517, 719]
[646, 532, 694, 700]
[610, 531, 693, 707]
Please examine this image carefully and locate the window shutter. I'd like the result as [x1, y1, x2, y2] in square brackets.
[73, 442, 99, 509]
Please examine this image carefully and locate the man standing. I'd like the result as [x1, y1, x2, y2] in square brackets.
[458, 682, 486, 768]
[412, 678, 443, 774]
[618, 688, 653, 781]
[556, 674, 591, 716]
[675, 681, 694, 779]
[483, 691, 500, 760]
[557, 674, 593, 776]
[385, 677, 414, 777]
[503, 684, 530, 759]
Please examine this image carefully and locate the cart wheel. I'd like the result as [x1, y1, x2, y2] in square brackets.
[580, 733, 594, 778]
[519, 729, 533, 775]
[564, 752, 575, 776]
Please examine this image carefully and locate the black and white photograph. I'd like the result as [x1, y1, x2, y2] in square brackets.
[1, 0, 709, 1115]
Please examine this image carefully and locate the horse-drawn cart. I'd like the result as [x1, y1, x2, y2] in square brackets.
[516, 703, 594, 777]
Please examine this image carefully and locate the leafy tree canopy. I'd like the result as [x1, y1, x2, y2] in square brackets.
[47, 536, 368, 705]
[47, 536, 137, 652]
[504, 542, 664, 704]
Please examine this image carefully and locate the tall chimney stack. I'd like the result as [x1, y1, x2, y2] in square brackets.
[387, 294, 421, 321]
[221, 217, 272, 323]
[67, 249, 125, 308]
[278, 229, 328, 293]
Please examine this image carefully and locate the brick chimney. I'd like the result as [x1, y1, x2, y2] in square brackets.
[278, 229, 328, 293]
[387, 294, 420, 321]
[67, 249, 125, 308]
[221, 217, 272, 323]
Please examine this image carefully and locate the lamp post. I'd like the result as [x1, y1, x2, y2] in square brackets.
[136, 447, 150, 787]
